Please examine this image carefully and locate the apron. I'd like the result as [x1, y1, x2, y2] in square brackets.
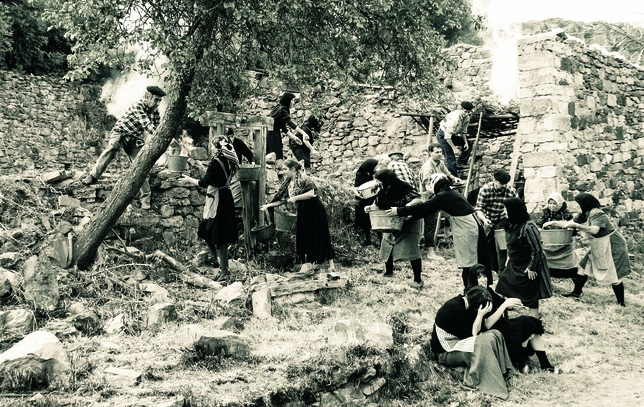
[451, 213, 479, 267]
[582, 232, 619, 285]
[202, 159, 232, 220]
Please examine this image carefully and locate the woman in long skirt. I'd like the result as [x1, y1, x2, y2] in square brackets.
[389, 173, 491, 289]
[182, 137, 239, 280]
[365, 169, 423, 288]
[495, 198, 553, 319]
[547, 193, 630, 305]
[261, 159, 334, 269]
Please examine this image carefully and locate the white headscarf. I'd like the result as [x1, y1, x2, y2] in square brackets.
[547, 192, 565, 212]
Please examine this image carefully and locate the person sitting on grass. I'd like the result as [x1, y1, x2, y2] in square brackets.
[431, 285, 513, 400]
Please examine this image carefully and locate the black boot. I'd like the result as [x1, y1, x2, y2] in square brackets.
[611, 282, 625, 306]
[563, 274, 588, 298]
[536, 350, 555, 372]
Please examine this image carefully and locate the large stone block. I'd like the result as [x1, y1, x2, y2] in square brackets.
[536, 115, 572, 132]
[522, 152, 559, 167]
[521, 98, 571, 116]
[518, 51, 561, 71]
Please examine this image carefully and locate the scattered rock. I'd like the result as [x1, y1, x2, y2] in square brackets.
[329, 320, 393, 349]
[362, 377, 386, 396]
[0, 252, 20, 269]
[43, 320, 79, 339]
[0, 309, 36, 340]
[104, 366, 142, 387]
[192, 250, 209, 267]
[214, 281, 244, 304]
[0, 268, 20, 298]
[67, 302, 100, 334]
[144, 303, 177, 328]
[252, 287, 272, 319]
[319, 385, 367, 407]
[0, 331, 70, 389]
[22, 255, 60, 311]
[104, 314, 125, 335]
[180, 325, 250, 358]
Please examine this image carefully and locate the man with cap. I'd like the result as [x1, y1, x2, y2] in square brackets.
[436, 101, 475, 178]
[386, 151, 418, 192]
[475, 168, 517, 276]
[82, 86, 166, 210]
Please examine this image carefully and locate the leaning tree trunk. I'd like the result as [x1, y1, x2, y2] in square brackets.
[74, 77, 192, 270]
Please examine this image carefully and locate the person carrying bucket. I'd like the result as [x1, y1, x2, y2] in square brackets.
[260, 159, 334, 270]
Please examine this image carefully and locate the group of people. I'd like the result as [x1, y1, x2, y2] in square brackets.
[86, 90, 632, 399]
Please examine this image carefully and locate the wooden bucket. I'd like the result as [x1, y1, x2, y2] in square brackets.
[167, 155, 188, 173]
[541, 229, 573, 245]
[494, 229, 507, 250]
[369, 210, 404, 233]
[237, 164, 260, 181]
[275, 210, 297, 232]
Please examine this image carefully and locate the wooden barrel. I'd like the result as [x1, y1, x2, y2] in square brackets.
[167, 155, 188, 173]
[237, 164, 260, 181]
[369, 210, 404, 233]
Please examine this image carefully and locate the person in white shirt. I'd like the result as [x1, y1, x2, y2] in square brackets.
[436, 101, 474, 177]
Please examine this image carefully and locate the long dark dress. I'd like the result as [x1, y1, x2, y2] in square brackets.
[289, 121, 317, 168]
[273, 176, 334, 264]
[496, 221, 552, 308]
[485, 288, 543, 369]
[196, 157, 238, 247]
[268, 105, 299, 160]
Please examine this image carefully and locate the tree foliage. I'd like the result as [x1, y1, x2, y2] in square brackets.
[44, 0, 480, 115]
[1, 0, 71, 75]
[41, 0, 479, 268]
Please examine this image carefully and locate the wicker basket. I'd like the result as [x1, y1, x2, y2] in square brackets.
[275, 210, 297, 232]
[494, 229, 507, 250]
[369, 210, 404, 233]
[541, 229, 573, 245]
[237, 164, 260, 181]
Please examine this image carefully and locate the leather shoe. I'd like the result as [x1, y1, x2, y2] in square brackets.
[561, 291, 582, 298]
[409, 280, 424, 289]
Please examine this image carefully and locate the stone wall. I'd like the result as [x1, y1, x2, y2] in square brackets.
[0, 71, 112, 176]
[517, 32, 644, 227]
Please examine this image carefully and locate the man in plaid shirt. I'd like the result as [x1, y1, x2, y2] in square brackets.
[475, 169, 517, 274]
[386, 151, 418, 192]
[82, 86, 165, 210]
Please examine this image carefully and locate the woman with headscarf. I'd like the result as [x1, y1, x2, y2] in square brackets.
[267, 92, 309, 160]
[182, 137, 240, 280]
[547, 193, 630, 305]
[495, 198, 552, 319]
[388, 173, 491, 289]
[365, 169, 424, 288]
[431, 285, 513, 400]
[260, 159, 335, 269]
[353, 158, 380, 246]
[537, 192, 580, 281]
[466, 264, 556, 372]
[223, 127, 255, 208]
[290, 115, 322, 169]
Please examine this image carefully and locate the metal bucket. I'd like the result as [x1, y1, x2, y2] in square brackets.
[275, 210, 297, 232]
[369, 210, 404, 233]
[251, 224, 275, 241]
[541, 229, 573, 245]
[494, 229, 507, 250]
[237, 164, 259, 181]
[167, 155, 188, 173]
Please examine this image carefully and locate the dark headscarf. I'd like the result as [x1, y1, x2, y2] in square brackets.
[355, 158, 379, 187]
[504, 197, 530, 231]
[373, 168, 418, 209]
[575, 193, 601, 223]
[279, 92, 296, 108]
[303, 115, 322, 132]
[463, 285, 492, 316]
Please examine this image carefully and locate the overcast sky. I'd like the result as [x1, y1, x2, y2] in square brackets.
[475, 0, 644, 24]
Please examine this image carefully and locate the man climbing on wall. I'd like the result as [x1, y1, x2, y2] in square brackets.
[81, 86, 166, 210]
[436, 101, 475, 178]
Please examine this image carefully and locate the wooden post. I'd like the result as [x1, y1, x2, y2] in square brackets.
[426, 116, 434, 148]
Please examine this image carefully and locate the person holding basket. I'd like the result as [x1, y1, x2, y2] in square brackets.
[260, 159, 334, 269]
